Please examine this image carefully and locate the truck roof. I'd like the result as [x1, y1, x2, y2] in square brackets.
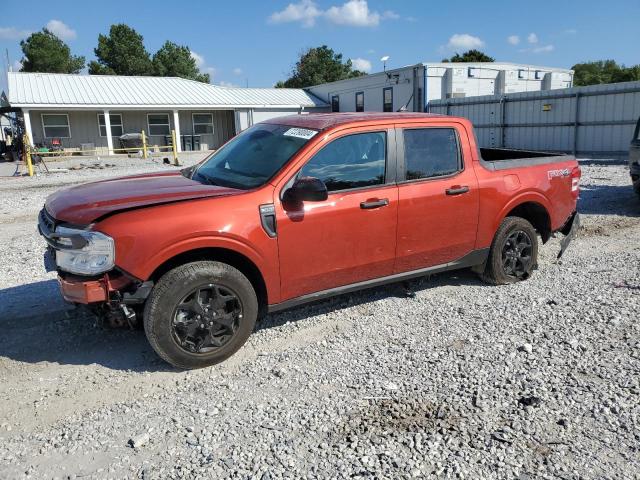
[262, 112, 449, 131]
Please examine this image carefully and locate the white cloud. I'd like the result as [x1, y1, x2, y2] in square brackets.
[232, 68, 243, 76]
[507, 35, 520, 46]
[190, 51, 205, 68]
[446, 33, 485, 51]
[405, 16, 418, 23]
[382, 10, 400, 20]
[350, 57, 372, 72]
[0, 26, 32, 40]
[46, 19, 76, 40]
[269, 0, 393, 28]
[218, 80, 239, 88]
[533, 44, 554, 53]
[12, 60, 23, 72]
[564, 28, 577, 35]
[527, 32, 538, 44]
[325, 0, 381, 27]
[519, 43, 555, 54]
[269, 0, 322, 27]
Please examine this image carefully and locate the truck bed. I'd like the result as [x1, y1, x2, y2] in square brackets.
[480, 148, 574, 171]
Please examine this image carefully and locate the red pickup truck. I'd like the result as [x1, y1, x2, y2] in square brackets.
[39, 113, 580, 369]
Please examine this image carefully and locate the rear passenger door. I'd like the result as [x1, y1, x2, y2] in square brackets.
[394, 124, 479, 273]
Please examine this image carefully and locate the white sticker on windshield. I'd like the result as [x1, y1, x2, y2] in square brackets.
[283, 127, 317, 140]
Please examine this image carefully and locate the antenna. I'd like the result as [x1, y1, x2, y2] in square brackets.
[380, 55, 390, 73]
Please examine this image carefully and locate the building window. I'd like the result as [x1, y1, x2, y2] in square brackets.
[403, 128, 461, 180]
[98, 113, 123, 137]
[193, 113, 214, 134]
[147, 113, 170, 136]
[331, 95, 340, 112]
[299, 131, 386, 192]
[383, 87, 393, 112]
[355, 92, 364, 112]
[467, 67, 476, 78]
[41, 114, 70, 138]
[535, 70, 542, 80]
[518, 69, 525, 79]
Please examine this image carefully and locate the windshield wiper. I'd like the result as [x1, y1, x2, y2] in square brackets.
[195, 171, 218, 186]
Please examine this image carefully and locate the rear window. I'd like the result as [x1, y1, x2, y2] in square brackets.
[403, 128, 461, 180]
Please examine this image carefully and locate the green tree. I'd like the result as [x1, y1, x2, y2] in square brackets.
[152, 41, 209, 83]
[88, 24, 153, 75]
[442, 50, 495, 63]
[276, 45, 366, 88]
[572, 60, 640, 86]
[20, 29, 85, 73]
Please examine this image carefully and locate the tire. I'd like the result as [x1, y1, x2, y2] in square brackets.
[143, 261, 258, 369]
[482, 216, 539, 285]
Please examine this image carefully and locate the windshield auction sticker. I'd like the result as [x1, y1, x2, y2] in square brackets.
[283, 128, 318, 140]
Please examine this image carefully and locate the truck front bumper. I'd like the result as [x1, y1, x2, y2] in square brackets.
[58, 273, 133, 304]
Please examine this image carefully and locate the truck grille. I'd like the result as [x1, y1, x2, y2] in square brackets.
[38, 208, 56, 238]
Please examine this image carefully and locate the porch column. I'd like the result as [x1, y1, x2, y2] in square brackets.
[22, 109, 34, 145]
[173, 110, 182, 152]
[103, 109, 113, 155]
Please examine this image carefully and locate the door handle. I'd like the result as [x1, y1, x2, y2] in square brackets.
[360, 198, 389, 209]
[445, 186, 470, 196]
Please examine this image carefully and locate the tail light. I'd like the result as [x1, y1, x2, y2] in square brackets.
[571, 166, 581, 195]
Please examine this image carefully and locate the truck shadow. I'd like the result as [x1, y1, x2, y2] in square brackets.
[578, 183, 640, 217]
[0, 271, 486, 371]
[0, 280, 172, 372]
[258, 269, 488, 332]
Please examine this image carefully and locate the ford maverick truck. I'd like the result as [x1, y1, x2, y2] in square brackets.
[38, 113, 580, 369]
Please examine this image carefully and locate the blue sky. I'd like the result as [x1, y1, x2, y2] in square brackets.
[1, 0, 638, 92]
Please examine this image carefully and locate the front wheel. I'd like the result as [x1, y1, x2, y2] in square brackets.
[143, 261, 258, 369]
[482, 217, 539, 285]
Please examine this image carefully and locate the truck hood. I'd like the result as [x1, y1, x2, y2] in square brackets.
[45, 171, 242, 225]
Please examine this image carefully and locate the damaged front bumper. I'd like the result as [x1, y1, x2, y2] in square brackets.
[557, 211, 580, 259]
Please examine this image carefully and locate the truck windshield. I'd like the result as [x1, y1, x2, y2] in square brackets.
[192, 123, 318, 189]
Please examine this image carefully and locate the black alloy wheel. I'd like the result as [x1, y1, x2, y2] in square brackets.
[501, 230, 533, 279]
[172, 284, 242, 354]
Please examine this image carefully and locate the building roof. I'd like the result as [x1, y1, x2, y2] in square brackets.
[5, 72, 327, 109]
[309, 62, 573, 88]
[263, 112, 446, 131]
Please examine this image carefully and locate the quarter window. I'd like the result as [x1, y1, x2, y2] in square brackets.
[193, 113, 214, 134]
[42, 114, 70, 138]
[403, 128, 461, 180]
[299, 132, 386, 192]
[355, 92, 364, 112]
[147, 113, 170, 136]
[331, 95, 340, 112]
[383, 87, 393, 112]
[98, 113, 123, 137]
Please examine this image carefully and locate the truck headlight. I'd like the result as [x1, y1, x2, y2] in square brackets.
[54, 226, 115, 275]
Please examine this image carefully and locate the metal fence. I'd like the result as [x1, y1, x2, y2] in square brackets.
[428, 81, 640, 157]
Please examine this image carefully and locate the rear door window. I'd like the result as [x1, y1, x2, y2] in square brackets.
[402, 128, 461, 180]
[299, 132, 386, 192]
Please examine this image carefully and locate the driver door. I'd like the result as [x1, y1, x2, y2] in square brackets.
[275, 128, 399, 301]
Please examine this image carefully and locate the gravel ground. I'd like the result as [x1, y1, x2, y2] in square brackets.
[0, 157, 638, 479]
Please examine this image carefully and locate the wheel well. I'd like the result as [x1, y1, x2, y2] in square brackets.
[506, 202, 551, 243]
[149, 248, 268, 319]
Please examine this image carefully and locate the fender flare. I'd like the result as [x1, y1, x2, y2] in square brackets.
[493, 191, 552, 234]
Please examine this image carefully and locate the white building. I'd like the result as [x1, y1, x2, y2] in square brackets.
[2, 72, 328, 154]
[307, 62, 574, 113]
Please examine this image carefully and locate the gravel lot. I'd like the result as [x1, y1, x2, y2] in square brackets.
[0, 156, 638, 479]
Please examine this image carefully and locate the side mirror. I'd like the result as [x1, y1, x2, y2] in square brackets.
[283, 176, 328, 203]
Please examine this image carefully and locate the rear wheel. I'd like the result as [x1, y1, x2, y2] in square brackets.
[482, 217, 538, 285]
[143, 261, 257, 369]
